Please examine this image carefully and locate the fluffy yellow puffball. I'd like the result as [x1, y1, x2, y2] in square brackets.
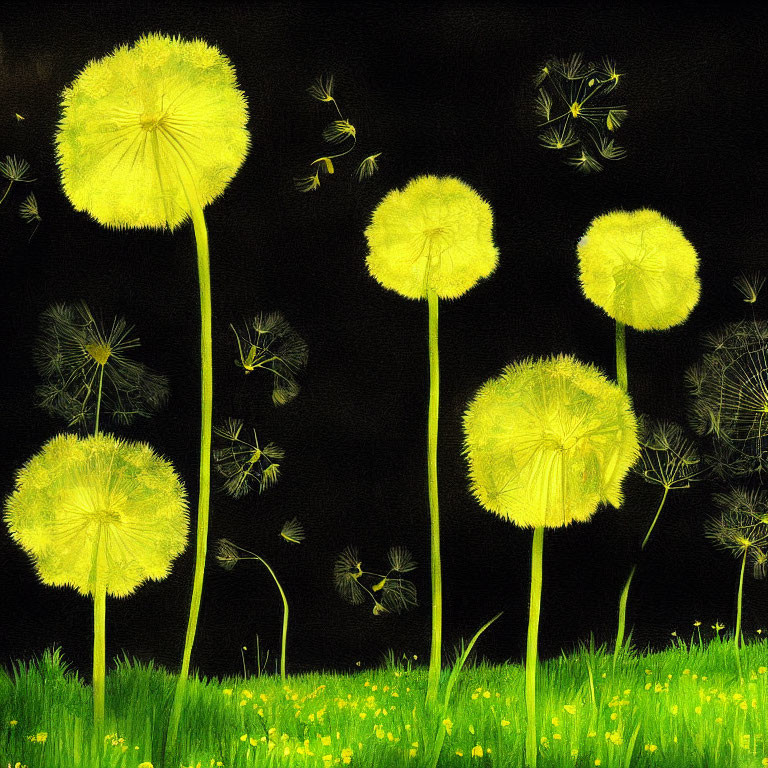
[463, 355, 639, 529]
[4, 433, 188, 597]
[577, 209, 700, 330]
[365, 175, 498, 300]
[55, 33, 249, 230]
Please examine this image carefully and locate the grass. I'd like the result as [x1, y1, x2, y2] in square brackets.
[2, 637, 768, 768]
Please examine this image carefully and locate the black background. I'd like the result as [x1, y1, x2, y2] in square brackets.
[1, 1, 767, 681]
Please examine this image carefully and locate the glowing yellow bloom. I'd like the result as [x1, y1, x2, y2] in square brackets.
[55, 33, 249, 230]
[365, 175, 498, 300]
[577, 209, 700, 330]
[4, 433, 188, 596]
[464, 355, 639, 528]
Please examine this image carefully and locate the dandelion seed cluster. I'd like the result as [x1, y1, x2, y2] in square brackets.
[55, 33, 249, 230]
[463, 355, 639, 528]
[4, 433, 188, 596]
[365, 175, 498, 300]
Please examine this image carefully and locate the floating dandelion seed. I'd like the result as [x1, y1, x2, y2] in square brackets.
[230, 312, 308, 405]
[295, 172, 321, 192]
[308, 75, 335, 104]
[334, 546, 365, 605]
[687, 319, 768, 477]
[19, 192, 42, 240]
[0, 155, 35, 208]
[311, 156, 335, 175]
[333, 546, 417, 614]
[733, 272, 765, 304]
[216, 538, 240, 571]
[213, 418, 284, 498]
[355, 153, 382, 181]
[280, 518, 305, 544]
[33, 302, 169, 433]
[534, 54, 627, 173]
[323, 119, 356, 144]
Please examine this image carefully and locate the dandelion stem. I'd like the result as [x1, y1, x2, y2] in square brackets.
[425, 287, 443, 706]
[735, 550, 747, 680]
[0, 180, 12, 207]
[94, 365, 105, 435]
[615, 320, 628, 391]
[614, 486, 670, 664]
[92, 582, 106, 740]
[168, 196, 212, 749]
[525, 526, 544, 768]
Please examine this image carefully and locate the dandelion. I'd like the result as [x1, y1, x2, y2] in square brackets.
[55, 35, 249, 748]
[33, 302, 168, 433]
[280, 518, 305, 544]
[216, 538, 291, 680]
[366, 174, 497, 704]
[4, 433, 187, 737]
[230, 312, 308, 405]
[212, 418, 283, 498]
[355, 153, 382, 181]
[463, 355, 638, 768]
[578, 209, 700, 393]
[687, 319, 768, 477]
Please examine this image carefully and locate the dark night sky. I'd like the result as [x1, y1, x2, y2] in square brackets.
[2, 2, 768, 681]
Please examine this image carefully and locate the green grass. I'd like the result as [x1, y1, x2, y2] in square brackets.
[2, 638, 768, 768]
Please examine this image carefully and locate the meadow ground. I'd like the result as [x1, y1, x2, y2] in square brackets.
[2, 636, 767, 768]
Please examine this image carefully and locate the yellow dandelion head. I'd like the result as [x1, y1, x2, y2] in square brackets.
[577, 209, 700, 330]
[365, 175, 498, 300]
[55, 33, 249, 230]
[4, 433, 188, 597]
[463, 354, 639, 528]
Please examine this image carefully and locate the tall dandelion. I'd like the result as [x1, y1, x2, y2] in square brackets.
[55, 33, 249, 747]
[4, 433, 188, 738]
[577, 209, 700, 391]
[365, 175, 498, 704]
[463, 355, 639, 768]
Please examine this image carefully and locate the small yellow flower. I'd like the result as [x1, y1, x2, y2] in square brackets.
[341, 747, 353, 764]
[138, 763, 154, 768]
[501, 719, 510, 727]
[471, 745, 484, 758]
[644, 744, 658, 753]
[442, 718, 453, 735]
[456, 750, 464, 757]
[563, 704, 577, 715]
[552, 716, 560, 727]
[9, 719, 18, 726]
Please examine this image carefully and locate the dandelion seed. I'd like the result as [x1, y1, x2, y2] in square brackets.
[311, 157, 335, 174]
[606, 109, 629, 131]
[734, 272, 765, 304]
[16, 113, 25, 121]
[0, 155, 34, 183]
[355, 153, 382, 181]
[280, 518, 305, 544]
[295, 172, 321, 192]
[567, 150, 603, 173]
[19, 192, 41, 223]
[323, 119, 356, 144]
[334, 547, 365, 605]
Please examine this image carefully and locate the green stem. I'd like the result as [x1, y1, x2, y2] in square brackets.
[92, 583, 106, 739]
[614, 487, 670, 664]
[425, 287, 442, 706]
[94, 365, 105, 435]
[735, 551, 747, 680]
[640, 487, 670, 551]
[525, 527, 544, 768]
[0, 180, 13, 207]
[168, 199, 212, 749]
[254, 555, 289, 681]
[615, 320, 627, 391]
[613, 564, 637, 666]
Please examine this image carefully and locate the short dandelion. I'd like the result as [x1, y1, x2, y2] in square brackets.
[463, 354, 639, 768]
[4, 433, 188, 738]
